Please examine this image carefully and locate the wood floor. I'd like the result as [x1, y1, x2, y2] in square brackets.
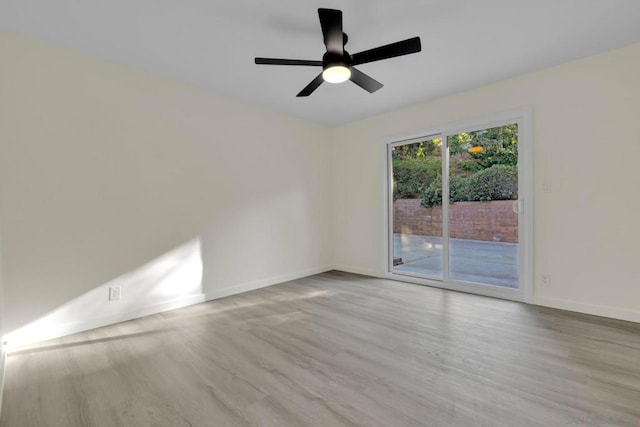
[2, 271, 640, 426]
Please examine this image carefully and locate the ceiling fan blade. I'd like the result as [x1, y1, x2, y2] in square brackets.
[297, 73, 324, 97]
[318, 8, 343, 54]
[352, 36, 422, 65]
[255, 58, 322, 66]
[350, 67, 383, 93]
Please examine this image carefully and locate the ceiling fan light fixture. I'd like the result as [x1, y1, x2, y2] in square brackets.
[254, 8, 422, 96]
[322, 65, 351, 83]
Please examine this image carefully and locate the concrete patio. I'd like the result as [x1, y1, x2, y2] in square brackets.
[393, 233, 518, 288]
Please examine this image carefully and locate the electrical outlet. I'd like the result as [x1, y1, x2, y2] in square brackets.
[541, 274, 551, 287]
[542, 182, 552, 193]
[109, 286, 121, 301]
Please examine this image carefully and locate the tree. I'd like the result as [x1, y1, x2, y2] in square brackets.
[465, 124, 518, 168]
[392, 138, 441, 160]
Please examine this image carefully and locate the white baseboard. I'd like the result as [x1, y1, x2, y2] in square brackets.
[7, 293, 206, 350]
[0, 344, 6, 420]
[206, 266, 334, 300]
[332, 267, 640, 324]
[69, 293, 208, 335]
[9, 267, 636, 353]
[330, 264, 382, 278]
[532, 296, 640, 324]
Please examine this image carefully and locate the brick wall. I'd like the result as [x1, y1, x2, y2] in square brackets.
[393, 199, 518, 243]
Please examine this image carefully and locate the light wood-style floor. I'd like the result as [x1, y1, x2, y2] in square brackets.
[2, 271, 640, 426]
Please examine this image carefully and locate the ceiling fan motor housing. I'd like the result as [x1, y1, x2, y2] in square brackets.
[322, 51, 352, 70]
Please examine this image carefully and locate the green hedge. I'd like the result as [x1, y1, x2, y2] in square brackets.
[421, 175, 467, 207]
[465, 165, 518, 201]
[420, 165, 517, 207]
[392, 158, 441, 199]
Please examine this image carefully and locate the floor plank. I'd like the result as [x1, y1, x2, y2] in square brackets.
[2, 271, 639, 426]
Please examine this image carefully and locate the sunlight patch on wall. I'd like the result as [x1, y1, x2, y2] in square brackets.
[5, 239, 205, 350]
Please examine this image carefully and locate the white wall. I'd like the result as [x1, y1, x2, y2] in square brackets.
[0, 215, 5, 413]
[0, 31, 332, 347]
[1, 29, 639, 351]
[331, 43, 640, 323]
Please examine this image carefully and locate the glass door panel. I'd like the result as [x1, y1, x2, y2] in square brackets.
[446, 124, 519, 288]
[390, 137, 443, 279]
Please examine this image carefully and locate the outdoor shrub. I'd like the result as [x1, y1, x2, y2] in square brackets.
[420, 175, 467, 207]
[421, 166, 516, 207]
[449, 175, 468, 202]
[393, 158, 441, 199]
[456, 158, 482, 173]
[465, 165, 518, 201]
[471, 143, 518, 169]
[420, 176, 443, 207]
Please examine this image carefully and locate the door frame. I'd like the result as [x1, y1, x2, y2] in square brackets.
[384, 108, 533, 303]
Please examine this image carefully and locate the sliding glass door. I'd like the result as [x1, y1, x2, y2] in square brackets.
[388, 112, 531, 301]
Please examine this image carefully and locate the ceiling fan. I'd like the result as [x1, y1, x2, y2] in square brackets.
[255, 8, 422, 97]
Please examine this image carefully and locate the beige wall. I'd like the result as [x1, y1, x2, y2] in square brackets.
[331, 43, 640, 322]
[0, 31, 332, 346]
[0, 206, 5, 409]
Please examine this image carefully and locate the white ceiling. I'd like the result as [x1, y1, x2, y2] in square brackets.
[2, 0, 640, 126]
